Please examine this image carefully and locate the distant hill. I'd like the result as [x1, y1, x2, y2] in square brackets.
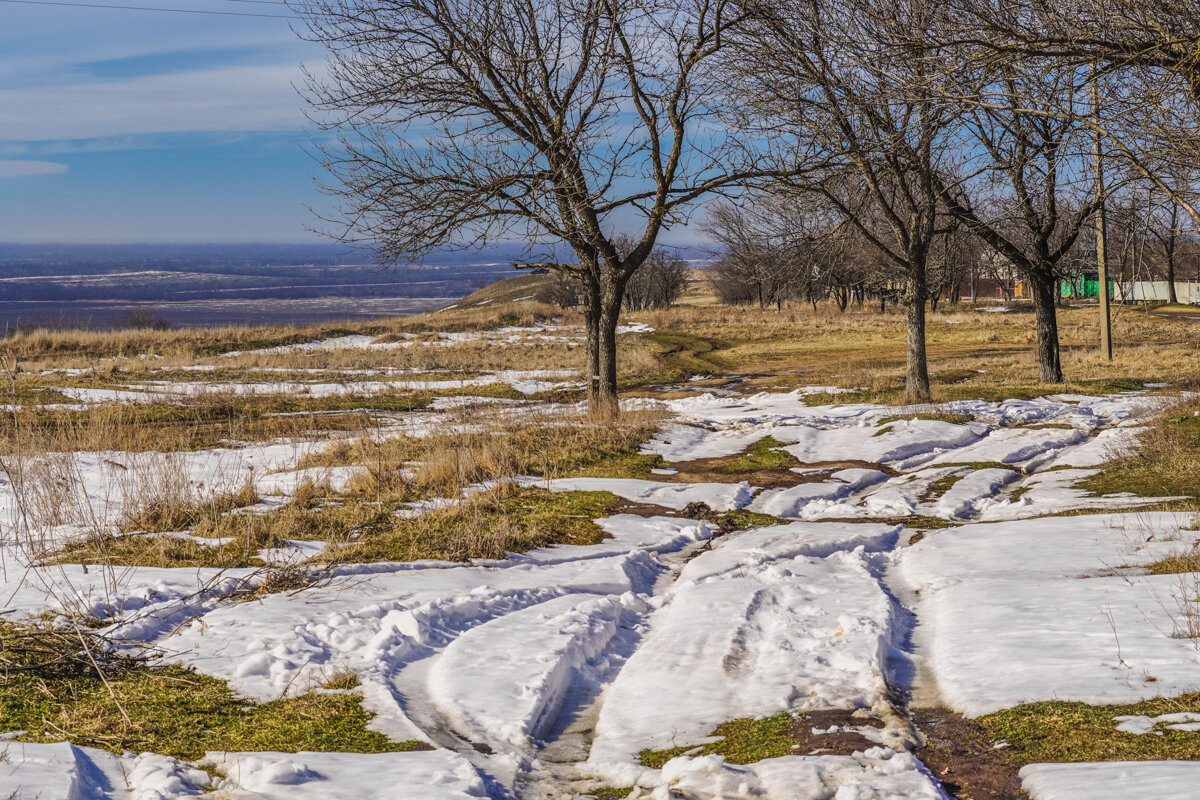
[444, 272, 559, 309]
[444, 267, 716, 312]
[0, 243, 712, 329]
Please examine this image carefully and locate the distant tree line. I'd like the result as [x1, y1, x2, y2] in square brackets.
[292, 0, 1200, 412]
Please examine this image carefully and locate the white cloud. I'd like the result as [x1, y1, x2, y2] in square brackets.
[0, 64, 308, 142]
[0, 160, 68, 178]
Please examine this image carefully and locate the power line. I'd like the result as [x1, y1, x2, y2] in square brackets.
[0, 0, 297, 17]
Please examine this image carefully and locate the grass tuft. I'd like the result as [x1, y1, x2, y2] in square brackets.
[1078, 398, 1200, 499]
[639, 713, 796, 768]
[0, 625, 424, 760]
[979, 695, 1200, 763]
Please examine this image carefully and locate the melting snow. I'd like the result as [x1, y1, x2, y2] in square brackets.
[1020, 761, 1200, 800]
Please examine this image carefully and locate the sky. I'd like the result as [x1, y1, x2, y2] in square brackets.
[0, 1, 710, 247]
[0, 1, 328, 243]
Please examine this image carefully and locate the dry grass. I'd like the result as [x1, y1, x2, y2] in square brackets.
[1078, 396, 1200, 500]
[0, 395, 418, 455]
[47, 527, 286, 569]
[631, 302, 1200, 401]
[217, 337, 582, 374]
[38, 412, 663, 569]
[122, 482, 260, 533]
[303, 411, 664, 502]
[321, 485, 621, 564]
[50, 485, 622, 567]
[1, 301, 576, 371]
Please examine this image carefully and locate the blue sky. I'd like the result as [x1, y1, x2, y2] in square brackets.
[0, 1, 328, 242]
[0, 2, 711, 246]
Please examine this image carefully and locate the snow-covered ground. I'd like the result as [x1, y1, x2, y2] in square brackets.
[1, 380, 1195, 799]
[894, 512, 1200, 716]
[1020, 761, 1200, 800]
[53, 368, 584, 405]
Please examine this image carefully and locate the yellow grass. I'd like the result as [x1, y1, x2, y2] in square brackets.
[631, 302, 1200, 401]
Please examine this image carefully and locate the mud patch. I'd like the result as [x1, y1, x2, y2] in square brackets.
[787, 709, 887, 755]
[660, 456, 899, 489]
[911, 707, 1023, 800]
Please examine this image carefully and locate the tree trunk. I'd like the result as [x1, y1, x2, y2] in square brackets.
[593, 283, 624, 420]
[581, 276, 602, 411]
[836, 286, 849, 312]
[903, 265, 932, 404]
[1028, 266, 1064, 383]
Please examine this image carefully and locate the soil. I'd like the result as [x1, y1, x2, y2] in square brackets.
[657, 456, 899, 489]
[910, 707, 1025, 800]
[786, 709, 888, 756]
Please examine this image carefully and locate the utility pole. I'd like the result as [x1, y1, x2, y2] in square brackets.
[1091, 61, 1113, 360]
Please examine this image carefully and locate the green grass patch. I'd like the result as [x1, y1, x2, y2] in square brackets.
[53, 488, 624, 568]
[924, 474, 966, 499]
[931, 461, 1019, 472]
[639, 713, 795, 768]
[891, 515, 957, 529]
[323, 487, 622, 564]
[719, 509, 791, 530]
[586, 789, 634, 799]
[1011, 422, 1075, 430]
[46, 525, 287, 570]
[629, 332, 734, 386]
[979, 695, 1200, 763]
[0, 630, 423, 760]
[721, 436, 799, 473]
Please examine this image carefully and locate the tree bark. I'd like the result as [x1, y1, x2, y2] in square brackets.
[903, 264, 932, 403]
[581, 276, 602, 411]
[836, 285, 849, 312]
[1029, 266, 1064, 383]
[594, 284, 624, 420]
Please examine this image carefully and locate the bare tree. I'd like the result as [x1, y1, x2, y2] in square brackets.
[1142, 168, 1200, 303]
[933, 59, 1104, 382]
[292, 0, 774, 417]
[623, 248, 689, 311]
[534, 272, 584, 309]
[944, 0, 1200, 228]
[703, 201, 804, 308]
[949, 0, 1200, 97]
[731, 0, 959, 402]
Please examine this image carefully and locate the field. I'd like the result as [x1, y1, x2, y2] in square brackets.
[2, 284, 1200, 800]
